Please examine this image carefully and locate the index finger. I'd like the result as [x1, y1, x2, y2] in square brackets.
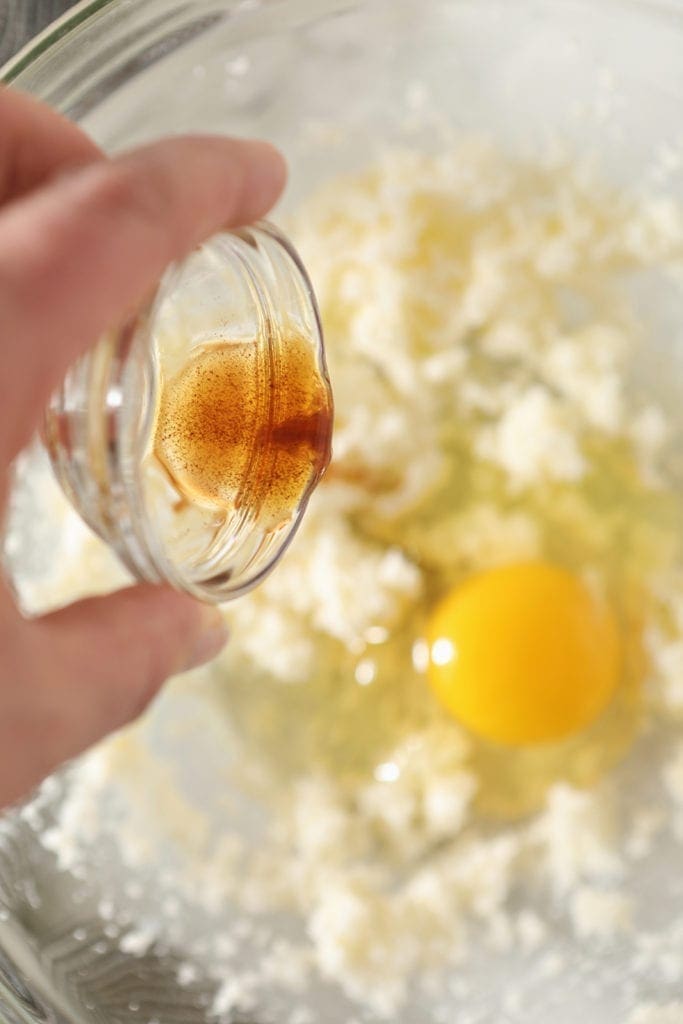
[0, 135, 287, 467]
[0, 88, 101, 203]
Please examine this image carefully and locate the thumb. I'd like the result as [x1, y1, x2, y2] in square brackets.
[3, 586, 227, 807]
[35, 585, 229, 737]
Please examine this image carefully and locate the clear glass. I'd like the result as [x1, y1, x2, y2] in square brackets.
[42, 222, 332, 602]
[1, 2, 683, 1024]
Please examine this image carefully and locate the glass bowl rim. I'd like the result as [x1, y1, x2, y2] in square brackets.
[3, 0, 683, 86]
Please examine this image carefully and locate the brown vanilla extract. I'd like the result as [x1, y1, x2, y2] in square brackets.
[154, 332, 333, 528]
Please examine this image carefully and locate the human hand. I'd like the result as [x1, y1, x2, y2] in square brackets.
[0, 87, 287, 808]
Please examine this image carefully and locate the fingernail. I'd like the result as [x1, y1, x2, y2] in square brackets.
[184, 606, 229, 671]
[243, 138, 288, 179]
[239, 140, 288, 219]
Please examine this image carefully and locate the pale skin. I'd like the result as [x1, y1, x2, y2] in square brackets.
[0, 87, 287, 809]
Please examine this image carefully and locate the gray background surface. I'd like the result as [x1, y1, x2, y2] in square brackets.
[0, 0, 76, 68]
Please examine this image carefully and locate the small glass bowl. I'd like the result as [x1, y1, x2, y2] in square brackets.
[43, 221, 333, 603]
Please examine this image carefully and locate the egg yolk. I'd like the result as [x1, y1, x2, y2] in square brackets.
[426, 561, 621, 746]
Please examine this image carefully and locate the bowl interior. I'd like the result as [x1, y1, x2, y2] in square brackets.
[2, 2, 683, 1023]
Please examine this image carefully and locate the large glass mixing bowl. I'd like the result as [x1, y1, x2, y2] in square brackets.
[2, 2, 683, 1022]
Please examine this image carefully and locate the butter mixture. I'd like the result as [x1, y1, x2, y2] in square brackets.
[13, 143, 683, 1022]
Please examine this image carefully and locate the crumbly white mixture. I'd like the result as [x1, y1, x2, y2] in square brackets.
[570, 887, 633, 940]
[9, 144, 683, 1022]
[626, 1005, 683, 1024]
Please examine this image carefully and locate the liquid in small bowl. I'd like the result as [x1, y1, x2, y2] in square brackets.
[43, 222, 333, 602]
